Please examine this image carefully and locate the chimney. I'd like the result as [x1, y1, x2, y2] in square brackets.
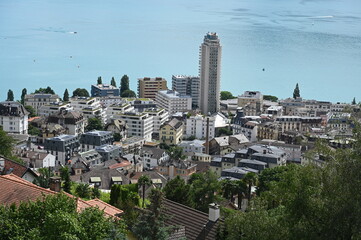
[208, 203, 220, 222]
[49, 176, 62, 192]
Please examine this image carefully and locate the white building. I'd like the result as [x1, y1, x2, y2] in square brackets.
[172, 75, 200, 108]
[144, 108, 169, 135]
[0, 101, 28, 134]
[140, 147, 169, 170]
[237, 91, 263, 116]
[155, 90, 192, 114]
[98, 96, 124, 108]
[24, 94, 60, 114]
[106, 103, 134, 122]
[44, 134, 80, 165]
[199, 32, 222, 115]
[185, 114, 215, 140]
[38, 102, 73, 117]
[233, 121, 259, 142]
[178, 140, 205, 153]
[47, 110, 86, 136]
[69, 97, 107, 125]
[116, 112, 153, 141]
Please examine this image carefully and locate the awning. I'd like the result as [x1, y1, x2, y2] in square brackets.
[111, 177, 123, 182]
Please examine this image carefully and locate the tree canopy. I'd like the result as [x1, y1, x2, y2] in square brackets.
[220, 91, 236, 100]
[24, 105, 36, 118]
[73, 88, 90, 97]
[111, 77, 117, 87]
[85, 117, 103, 131]
[21, 88, 27, 105]
[293, 83, 300, 99]
[34, 87, 55, 94]
[121, 90, 136, 98]
[97, 76, 102, 85]
[163, 176, 190, 206]
[263, 95, 278, 102]
[63, 89, 69, 102]
[6, 89, 14, 101]
[120, 75, 130, 94]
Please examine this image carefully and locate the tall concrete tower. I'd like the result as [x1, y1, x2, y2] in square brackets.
[199, 32, 222, 115]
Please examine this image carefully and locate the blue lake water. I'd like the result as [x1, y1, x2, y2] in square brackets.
[0, 0, 360, 102]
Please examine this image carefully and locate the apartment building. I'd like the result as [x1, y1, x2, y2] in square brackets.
[47, 110, 86, 135]
[91, 84, 120, 97]
[185, 114, 215, 140]
[69, 97, 107, 124]
[44, 134, 80, 165]
[138, 77, 168, 99]
[237, 91, 263, 116]
[172, 75, 200, 108]
[0, 101, 28, 134]
[38, 102, 73, 116]
[24, 94, 60, 114]
[155, 90, 192, 114]
[79, 130, 113, 152]
[116, 112, 153, 141]
[159, 118, 184, 145]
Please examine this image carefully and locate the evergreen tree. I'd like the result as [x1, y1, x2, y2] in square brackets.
[63, 89, 69, 102]
[24, 105, 36, 117]
[34, 87, 55, 94]
[352, 97, 356, 105]
[111, 77, 117, 87]
[60, 166, 71, 193]
[86, 117, 103, 131]
[72, 88, 90, 97]
[293, 83, 300, 99]
[163, 176, 190, 206]
[6, 89, 14, 101]
[120, 75, 130, 94]
[121, 90, 136, 98]
[133, 189, 174, 240]
[21, 88, 27, 105]
[138, 175, 152, 208]
[97, 76, 102, 85]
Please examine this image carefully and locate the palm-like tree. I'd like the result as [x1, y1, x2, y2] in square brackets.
[221, 178, 238, 203]
[75, 183, 91, 199]
[138, 175, 152, 208]
[243, 172, 258, 207]
[236, 179, 247, 210]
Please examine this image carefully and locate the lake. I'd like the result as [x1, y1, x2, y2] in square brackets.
[0, 0, 360, 102]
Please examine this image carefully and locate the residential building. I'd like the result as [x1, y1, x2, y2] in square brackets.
[124, 98, 157, 112]
[80, 130, 113, 152]
[139, 147, 169, 170]
[185, 114, 215, 140]
[159, 118, 184, 145]
[98, 96, 123, 108]
[221, 166, 258, 180]
[191, 152, 211, 162]
[24, 94, 60, 114]
[116, 112, 153, 141]
[106, 103, 134, 121]
[137, 77, 168, 99]
[199, 32, 222, 115]
[208, 134, 249, 155]
[144, 108, 169, 137]
[78, 149, 103, 166]
[0, 101, 28, 134]
[44, 134, 80, 165]
[105, 119, 128, 140]
[155, 90, 192, 114]
[95, 144, 121, 162]
[238, 159, 267, 172]
[257, 122, 280, 140]
[69, 97, 107, 125]
[38, 102, 73, 116]
[0, 157, 38, 183]
[157, 159, 197, 179]
[21, 151, 56, 168]
[172, 75, 200, 108]
[237, 91, 263, 116]
[210, 157, 222, 176]
[233, 120, 259, 142]
[91, 84, 120, 97]
[118, 136, 146, 155]
[179, 139, 205, 153]
[275, 116, 322, 133]
[47, 110, 86, 135]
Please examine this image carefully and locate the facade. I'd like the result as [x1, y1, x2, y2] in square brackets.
[69, 97, 107, 125]
[44, 134, 80, 165]
[199, 32, 222, 115]
[275, 116, 322, 133]
[157, 160, 197, 179]
[178, 139, 205, 153]
[24, 94, 60, 114]
[38, 102, 73, 116]
[137, 77, 168, 99]
[185, 114, 215, 140]
[0, 101, 28, 134]
[104, 119, 128, 140]
[106, 103, 134, 121]
[80, 130, 113, 152]
[155, 90, 192, 114]
[91, 84, 120, 97]
[95, 144, 121, 162]
[257, 122, 280, 140]
[116, 112, 153, 141]
[124, 98, 157, 112]
[145, 108, 169, 136]
[160, 118, 184, 145]
[47, 110, 86, 135]
[139, 147, 169, 170]
[78, 149, 103, 166]
[233, 121, 259, 142]
[172, 75, 200, 108]
[237, 91, 263, 116]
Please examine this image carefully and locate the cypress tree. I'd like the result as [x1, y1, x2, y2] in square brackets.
[111, 77, 117, 87]
[63, 89, 69, 102]
[97, 76, 102, 85]
[7, 89, 14, 101]
[21, 88, 27, 105]
[120, 75, 130, 94]
[293, 83, 300, 99]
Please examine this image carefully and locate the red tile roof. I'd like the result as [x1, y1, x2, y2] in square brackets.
[2, 158, 28, 178]
[0, 174, 123, 218]
[108, 161, 131, 169]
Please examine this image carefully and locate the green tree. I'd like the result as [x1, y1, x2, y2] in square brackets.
[293, 83, 300, 99]
[33, 168, 54, 188]
[0, 127, 16, 158]
[60, 166, 71, 193]
[221, 178, 239, 203]
[263, 95, 278, 102]
[133, 189, 173, 240]
[111, 77, 117, 87]
[352, 97, 356, 105]
[113, 133, 122, 141]
[220, 91, 236, 100]
[72, 88, 90, 97]
[24, 105, 36, 117]
[97, 76, 103, 85]
[34, 86, 55, 94]
[21, 88, 27, 105]
[163, 176, 190, 205]
[138, 175, 152, 208]
[189, 170, 221, 212]
[86, 117, 103, 131]
[6, 89, 14, 101]
[166, 146, 186, 160]
[75, 183, 91, 199]
[120, 75, 130, 94]
[63, 88, 69, 102]
[217, 127, 232, 137]
[121, 89, 136, 98]
[243, 172, 258, 205]
[0, 193, 126, 240]
[28, 124, 41, 136]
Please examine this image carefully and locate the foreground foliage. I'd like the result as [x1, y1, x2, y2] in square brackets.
[0, 193, 126, 240]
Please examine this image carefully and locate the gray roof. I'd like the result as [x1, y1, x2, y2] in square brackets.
[84, 130, 112, 136]
[249, 145, 285, 157]
[140, 147, 166, 159]
[77, 167, 129, 189]
[95, 144, 120, 153]
[0, 101, 28, 117]
[239, 159, 267, 166]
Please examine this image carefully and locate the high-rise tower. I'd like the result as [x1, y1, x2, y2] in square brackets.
[199, 32, 222, 115]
